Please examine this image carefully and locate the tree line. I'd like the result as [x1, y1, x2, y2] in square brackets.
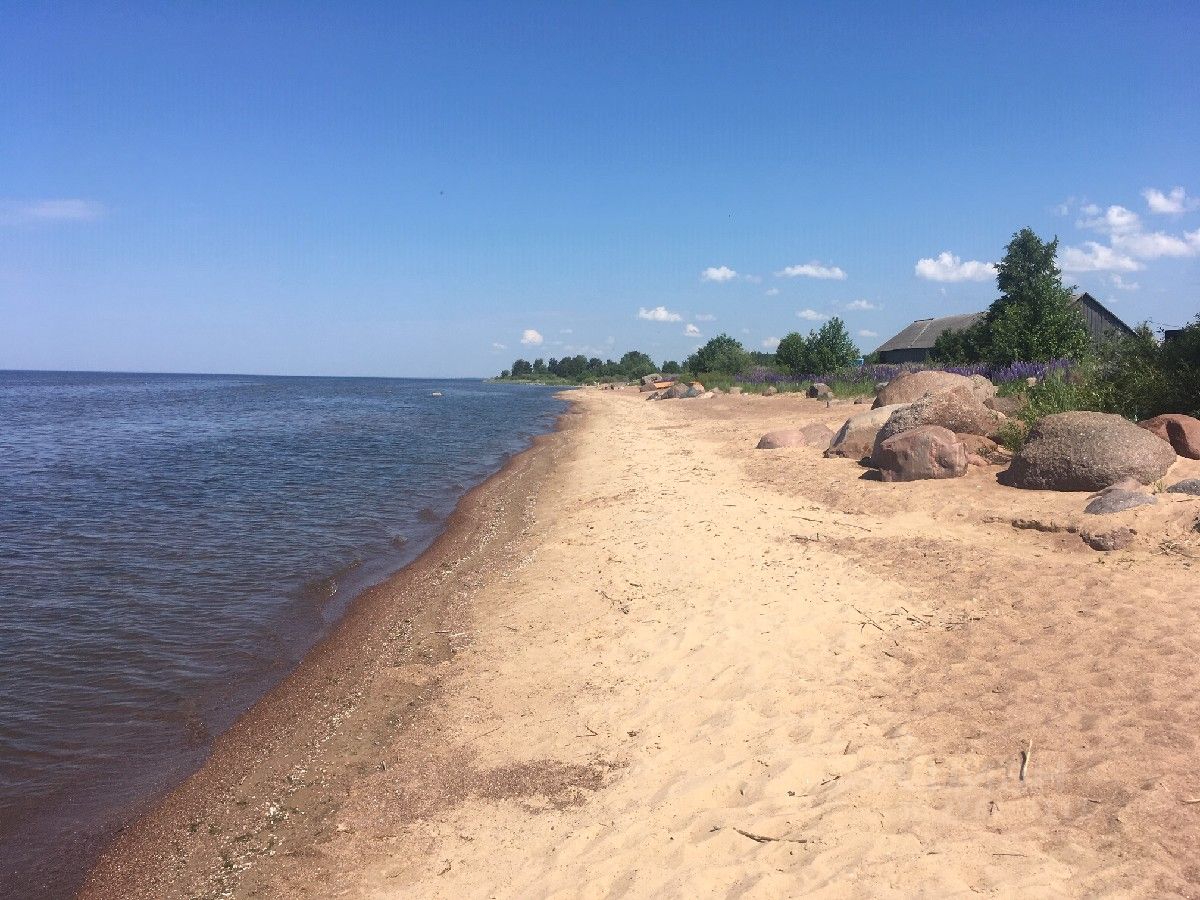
[500, 318, 862, 382]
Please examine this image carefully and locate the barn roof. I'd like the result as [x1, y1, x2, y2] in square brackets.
[875, 293, 1132, 353]
[874, 312, 985, 353]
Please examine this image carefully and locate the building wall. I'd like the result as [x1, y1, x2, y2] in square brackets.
[1079, 295, 1133, 344]
[877, 347, 931, 364]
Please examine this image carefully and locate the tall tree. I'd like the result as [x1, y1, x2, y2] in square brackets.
[775, 331, 810, 375]
[984, 227, 1089, 364]
[618, 350, 657, 379]
[930, 227, 1090, 365]
[806, 317, 859, 374]
[687, 334, 751, 375]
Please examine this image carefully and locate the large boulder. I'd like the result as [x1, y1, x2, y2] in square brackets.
[874, 386, 1005, 455]
[756, 423, 835, 450]
[873, 425, 968, 482]
[999, 411, 1178, 491]
[640, 373, 663, 386]
[763, 385, 778, 396]
[808, 382, 833, 400]
[1138, 414, 1200, 460]
[873, 370, 992, 408]
[825, 403, 909, 461]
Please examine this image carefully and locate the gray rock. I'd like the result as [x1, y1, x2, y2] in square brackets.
[1080, 527, 1136, 551]
[763, 385, 778, 396]
[825, 403, 909, 461]
[1000, 411, 1178, 492]
[1084, 489, 1157, 515]
[807, 382, 833, 400]
[1166, 478, 1200, 496]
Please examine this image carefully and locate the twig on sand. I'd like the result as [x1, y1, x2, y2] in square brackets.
[731, 827, 808, 845]
[852, 606, 885, 633]
[579, 723, 598, 737]
[796, 515, 872, 533]
[1181, 797, 1200, 804]
[1019, 740, 1033, 781]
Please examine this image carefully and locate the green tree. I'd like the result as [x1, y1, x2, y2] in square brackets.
[500, 369, 510, 378]
[806, 317, 859, 374]
[661, 360, 681, 374]
[511, 358, 533, 377]
[687, 333, 751, 375]
[984, 228, 1090, 364]
[775, 332, 810, 375]
[618, 350, 657, 379]
[532, 358, 547, 375]
[930, 319, 988, 364]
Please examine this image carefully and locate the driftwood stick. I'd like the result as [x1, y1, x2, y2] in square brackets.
[795, 515, 872, 533]
[733, 827, 808, 844]
[1019, 739, 1033, 781]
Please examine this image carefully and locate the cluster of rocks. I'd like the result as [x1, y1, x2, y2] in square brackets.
[641, 374, 713, 401]
[752, 368, 1197, 509]
[744, 368, 1200, 554]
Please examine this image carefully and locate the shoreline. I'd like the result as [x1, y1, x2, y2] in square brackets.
[78, 394, 580, 899]
[80, 388, 1200, 897]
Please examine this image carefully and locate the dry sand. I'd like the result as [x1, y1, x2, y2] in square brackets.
[84, 388, 1200, 899]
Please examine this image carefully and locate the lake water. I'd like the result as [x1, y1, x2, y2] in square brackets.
[0, 371, 567, 898]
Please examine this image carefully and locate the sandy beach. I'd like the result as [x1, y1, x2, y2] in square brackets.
[82, 388, 1200, 899]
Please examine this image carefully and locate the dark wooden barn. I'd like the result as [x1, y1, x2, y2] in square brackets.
[874, 293, 1133, 364]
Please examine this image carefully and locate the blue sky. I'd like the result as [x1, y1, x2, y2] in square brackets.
[2, 2, 1197, 376]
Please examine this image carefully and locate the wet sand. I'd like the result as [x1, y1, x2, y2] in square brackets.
[82, 388, 1200, 898]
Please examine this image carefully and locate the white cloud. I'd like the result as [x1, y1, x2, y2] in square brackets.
[764, 287, 780, 296]
[637, 306, 682, 322]
[1113, 229, 1199, 259]
[914, 252, 996, 282]
[694, 313, 716, 321]
[797, 308, 830, 321]
[775, 262, 847, 280]
[1110, 274, 1139, 291]
[684, 323, 702, 337]
[520, 329, 544, 346]
[743, 274, 763, 284]
[761, 336, 780, 349]
[857, 329, 878, 338]
[701, 265, 738, 282]
[1058, 241, 1143, 273]
[1078, 204, 1141, 236]
[0, 198, 104, 225]
[1080, 203, 1101, 216]
[492, 342, 507, 350]
[844, 299, 879, 311]
[1143, 186, 1197, 215]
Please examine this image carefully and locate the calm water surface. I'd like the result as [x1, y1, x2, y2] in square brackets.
[0, 371, 567, 898]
